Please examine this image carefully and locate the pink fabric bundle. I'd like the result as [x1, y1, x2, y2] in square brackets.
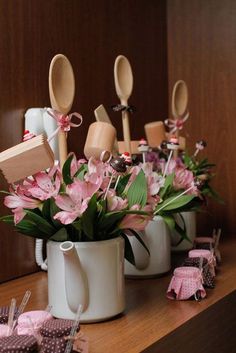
[0, 324, 9, 338]
[167, 266, 206, 300]
[188, 249, 216, 276]
[194, 237, 221, 264]
[194, 236, 215, 247]
[17, 310, 53, 335]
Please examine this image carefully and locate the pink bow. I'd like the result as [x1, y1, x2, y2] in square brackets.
[46, 108, 83, 142]
[164, 112, 189, 134]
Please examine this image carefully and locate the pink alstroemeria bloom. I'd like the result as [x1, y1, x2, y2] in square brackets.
[27, 171, 61, 201]
[119, 204, 152, 231]
[107, 190, 128, 211]
[87, 157, 110, 190]
[82, 173, 103, 198]
[88, 157, 108, 176]
[4, 190, 41, 224]
[173, 167, 195, 191]
[54, 183, 90, 225]
[163, 157, 185, 176]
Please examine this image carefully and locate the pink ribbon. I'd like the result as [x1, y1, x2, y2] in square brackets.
[46, 108, 83, 142]
[164, 112, 189, 134]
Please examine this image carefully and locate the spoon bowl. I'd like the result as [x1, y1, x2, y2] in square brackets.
[171, 80, 188, 118]
[114, 55, 133, 154]
[114, 55, 133, 104]
[49, 54, 75, 165]
[49, 54, 75, 114]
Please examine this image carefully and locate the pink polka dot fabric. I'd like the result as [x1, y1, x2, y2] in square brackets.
[194, 237, 221, 264]
[40, 319, 75, 338]
[167, 266, 206, 300]
[0, 334, 38, 352]
[40, 337, 66, 353]
[194, 237, 215, 245]
[188, 249, 216, 276]
[0, 306, 18, 324]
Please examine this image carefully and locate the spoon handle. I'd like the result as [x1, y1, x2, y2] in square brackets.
[58, 130, 68, 166]
[122, 110, 131, 154]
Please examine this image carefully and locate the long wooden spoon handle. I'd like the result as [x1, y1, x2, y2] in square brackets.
[122, 110, 131, 154]
[58, 130, 68, 166]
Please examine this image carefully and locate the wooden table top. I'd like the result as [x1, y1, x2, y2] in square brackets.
[0, 238, 235, 353]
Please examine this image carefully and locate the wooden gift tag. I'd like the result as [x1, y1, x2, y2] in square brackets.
[0, 134, 54, 183]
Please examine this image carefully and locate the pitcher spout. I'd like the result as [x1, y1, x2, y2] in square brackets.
[60, 241, 89, 313]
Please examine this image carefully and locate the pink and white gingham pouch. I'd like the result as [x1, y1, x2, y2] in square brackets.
[166, 266, 206, 300]
[188, 249, 216, 276]
[194, 237, 215, 247]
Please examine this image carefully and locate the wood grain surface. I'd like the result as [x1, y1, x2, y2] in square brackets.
[0, 238, 235, 353]
[167, 0, 236, 235]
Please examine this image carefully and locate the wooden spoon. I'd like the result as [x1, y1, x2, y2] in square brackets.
[171, 80, 188, 156]
[49, 54, 75, 166]
[171, 80, 188, 118]
[114, 55, 133, 154]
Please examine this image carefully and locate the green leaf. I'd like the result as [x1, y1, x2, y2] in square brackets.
[127, 229, 150, 256]
[174, 222, 191, 245]
[156, 194, 195, 213]
[49, 199, 62, 228]
[116, 174, 131, 196]
[121, 233, 135, 266]
[81, 194, 97, 240]
[74, 164, 88, 180]
[98, 211, 126, 232]
[17, 222, 50, 238]
[62, 154, 74, 185]
[49, 227, 69, 241]
[127, 170, 147, 208]
[0, 215, 15, 224]
[0, 214, 51, 238]
[159, 173, 174, 199]
[162, 214, 175, 230]
[25, 210, 56, 235]
[42, 199, 51, 221]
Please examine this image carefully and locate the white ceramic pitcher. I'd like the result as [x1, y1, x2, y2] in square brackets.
[47, 237, 125, 323]
[170, 211, 196, 252]
[124, 216, 171, 277]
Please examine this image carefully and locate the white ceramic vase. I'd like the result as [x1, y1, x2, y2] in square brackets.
[47, 237, 125, 323]
[170, 211, 196, 252]
[24, 107, 59, 160]
[124, 216, 171, 277]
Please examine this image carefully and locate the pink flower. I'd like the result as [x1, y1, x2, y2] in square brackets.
[162, 158, 185, 175]
[54, 175, 102, 225]
[119, 205, 152, 231]
[81, 173, 103, 198]
[54, 183, 89, 224]
[107, 190, 128, 211]
[87, 157, 110, 190]
[173, 167, 195, 191]
[4, 188, 41, 224]
[88, 157, 109, 176]
[27, 172, 61, 201]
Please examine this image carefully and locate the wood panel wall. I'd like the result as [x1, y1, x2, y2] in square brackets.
[0, 0, 168, 282]
[167, 0, 235, 235]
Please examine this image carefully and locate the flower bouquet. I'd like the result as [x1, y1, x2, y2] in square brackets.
[146, 138, 222, 250]
[0, 153, 154, 266]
